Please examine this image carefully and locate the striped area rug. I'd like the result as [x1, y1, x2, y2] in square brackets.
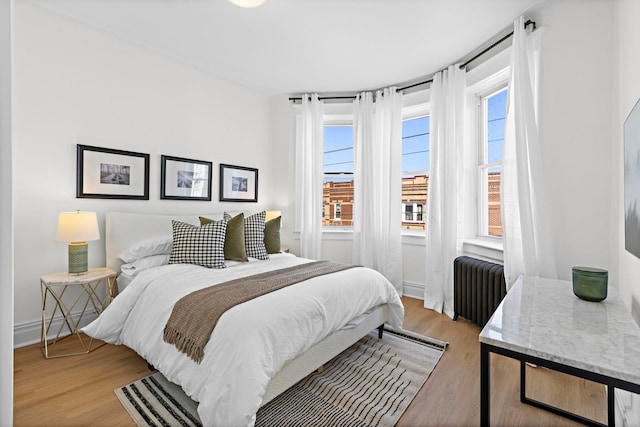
[115, 328, 447, 427]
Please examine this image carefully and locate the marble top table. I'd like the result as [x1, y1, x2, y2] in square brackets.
[479, 275, 640, 427]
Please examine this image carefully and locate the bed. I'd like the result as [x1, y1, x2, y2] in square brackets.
[82, 211, 404, 426]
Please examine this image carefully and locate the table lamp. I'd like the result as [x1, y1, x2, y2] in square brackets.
[56, 211, 100, 274]
[265, 210, 281, 223]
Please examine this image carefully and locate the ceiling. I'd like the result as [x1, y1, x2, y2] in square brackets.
[35, 0, 545, 95]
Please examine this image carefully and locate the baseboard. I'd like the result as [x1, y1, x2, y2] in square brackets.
[403, 281, 424, 300]
[14, 310, 99, 349]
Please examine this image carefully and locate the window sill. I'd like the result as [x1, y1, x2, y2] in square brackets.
[462, 239, 504, 263]
[321, 228, 353, 241]
[401, 231, 425, 246]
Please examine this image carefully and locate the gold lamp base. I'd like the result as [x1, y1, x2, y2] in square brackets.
[68, 242, 88, 274]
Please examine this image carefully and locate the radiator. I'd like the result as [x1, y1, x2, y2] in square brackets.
[453, 256, 506, 327]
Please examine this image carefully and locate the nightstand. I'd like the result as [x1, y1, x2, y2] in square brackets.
[40, 267, 117, 358]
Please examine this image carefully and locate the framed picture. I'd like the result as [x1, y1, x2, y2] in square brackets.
[219, 164, 258, 202]
[624, 98, 640, 259]
[76, 144, 149, 199]
[161, 155, 212, 201]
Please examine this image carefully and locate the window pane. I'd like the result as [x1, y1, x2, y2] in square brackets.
[323, 177, 353, 226]
[324, 125, 354, 227]
[324, 126, 354, 174]
[482, 88, 506, 237]
[487, 89, 507, 164]
[487, 168, 502, 237]
[402, 116, 429, 230]
[402, 116, 430, 173]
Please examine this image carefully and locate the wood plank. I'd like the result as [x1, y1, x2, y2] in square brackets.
[14, 296, 606, 425]
[398, 297, 607, 426]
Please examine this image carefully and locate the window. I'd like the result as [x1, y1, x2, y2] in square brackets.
[402, 115, 430, 230]
[404, 204, 413, 221]
[403, 202, 424, 222]
[323, 125, 354, 227]
[321, 105, 429, 232]
[478, 87, 507, 237]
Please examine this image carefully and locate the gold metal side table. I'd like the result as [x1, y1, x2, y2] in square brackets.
[40, 267, 117, 358]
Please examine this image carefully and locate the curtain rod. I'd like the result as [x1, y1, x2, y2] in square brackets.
[289, 19, 536, 103]
[288, 95, 357, 102]
[458, 19, 536, 70]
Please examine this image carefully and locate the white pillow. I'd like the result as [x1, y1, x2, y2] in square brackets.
[118, 235, 173, 263]
[120, 254, 171, 276]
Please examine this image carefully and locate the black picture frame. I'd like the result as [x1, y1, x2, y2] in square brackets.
[76, 144, 149, 200]
[161, 155, 213, 201]
[219, 164, 258, 202]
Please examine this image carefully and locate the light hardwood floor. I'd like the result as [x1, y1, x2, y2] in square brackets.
[14, 296, 607, 426]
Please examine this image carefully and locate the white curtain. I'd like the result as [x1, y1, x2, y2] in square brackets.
[295, 94, 324, 260]
[353, 88, 404, 293]
[423, 65, 466, 318]
[502, 17, 557, 289]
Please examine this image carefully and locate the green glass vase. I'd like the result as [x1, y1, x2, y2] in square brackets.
[572, 267, 608, 302]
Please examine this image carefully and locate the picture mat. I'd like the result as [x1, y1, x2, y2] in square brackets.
[82, 150, 146, 196]
[221, 167, 256, 200]
[164, 159, 210, 198]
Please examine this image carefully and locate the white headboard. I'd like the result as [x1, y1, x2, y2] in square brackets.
[105, 211, 239, 273]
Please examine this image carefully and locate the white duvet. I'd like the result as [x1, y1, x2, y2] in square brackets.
[82, 253, 404, 427]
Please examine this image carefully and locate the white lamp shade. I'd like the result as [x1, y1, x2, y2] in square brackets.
[228, 0, 267, 8]
[56, 211, 100, 243]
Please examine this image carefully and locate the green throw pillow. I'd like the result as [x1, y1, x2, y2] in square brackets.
[200, 213, 248, 262]
[264, 215, 281, 254]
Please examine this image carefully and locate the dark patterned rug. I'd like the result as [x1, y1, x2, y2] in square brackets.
[115, 328, 447, 427]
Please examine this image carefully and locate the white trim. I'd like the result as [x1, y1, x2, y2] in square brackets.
[321, 229, 353, 240]
[402, 96, 430, 119]
[0, 1, 12, 424]
[14, 309, 99, 349]
[462, 239, 504, 263]
[402, 232, 426, 246]
[402, 281, 425, 299]
[466, 65, 509, 242]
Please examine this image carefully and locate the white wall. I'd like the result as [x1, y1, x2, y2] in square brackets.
[277, 0, 617, 296]
[12, 1, 278, 340]
[268, 95, 297, 253]
[529, 0, 614, 281]
[613, 0, 640, 423]
[614, 0, 640, 328]
[0, 0, 13, 424]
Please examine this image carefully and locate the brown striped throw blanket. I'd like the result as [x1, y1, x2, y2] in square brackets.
[163, 261, 356, 362]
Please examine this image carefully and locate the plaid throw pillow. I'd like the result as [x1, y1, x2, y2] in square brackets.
[169, 220, 227, 269]
[242, 211, 269, 260]
[202, 213, 248, 262]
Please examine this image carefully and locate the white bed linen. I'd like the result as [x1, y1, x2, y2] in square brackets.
[116, 271, 134, 292]
[83, 253, 404, 427]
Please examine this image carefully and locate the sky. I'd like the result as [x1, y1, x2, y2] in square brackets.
[487, 89, 507, 165]
[323, 89, 506, 177]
